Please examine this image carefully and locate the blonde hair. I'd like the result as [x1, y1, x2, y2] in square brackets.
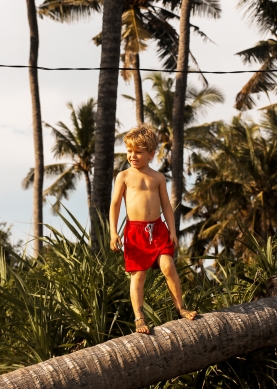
[124, 123, 158, 153]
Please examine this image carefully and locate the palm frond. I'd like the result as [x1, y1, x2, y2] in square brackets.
[38, 0, 102, 23]
[189, 51, 208, 87]
[186, 86, 225, 121]
[43, 166, 82, 213]
[237, 0, 277, 36]
[44, 163, 69, 177]
[22, 168, 35, 190]
[44, 123, 78, 158]
[235, 39, 277, 65]
[192, 0, 222, 19]
[190, 23, 216, 45]
[234, 59, 277, 111]
[144, 8, 179, 70]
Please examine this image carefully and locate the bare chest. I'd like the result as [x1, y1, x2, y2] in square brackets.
[126, 176, 159, 193]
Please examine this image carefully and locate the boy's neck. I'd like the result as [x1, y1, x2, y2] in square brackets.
[131, 164, 152, 173]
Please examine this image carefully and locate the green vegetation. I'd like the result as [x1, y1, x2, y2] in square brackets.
[1, 0, 276, 386]
[0, 208, 276, 387]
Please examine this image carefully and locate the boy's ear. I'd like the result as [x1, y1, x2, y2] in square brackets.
[149, 150, 155, 160]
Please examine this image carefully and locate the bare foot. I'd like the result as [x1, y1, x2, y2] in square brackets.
[177, 308, 198, 320]
[135, 317, 150, 334]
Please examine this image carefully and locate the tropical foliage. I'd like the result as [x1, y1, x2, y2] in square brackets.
[121, 71, 224, 176]
[2, 0, 277, 387]
[182, 105, 277, 262]
[0, 209, 276, 387]
[235, 0, 277, 110]
[22, 99, 97, 227]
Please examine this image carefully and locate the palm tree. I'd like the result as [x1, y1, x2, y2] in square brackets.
[142, 72, 224, 175]
[117, 1, 218, 125]
[38, 1, 178, 127]
[163, 0, 221, 236]
[25, 0, 44, 257]
[39, 0, 124, 249]
[183, 105, 277, 260]
[0, 297, 276, 388]
[234, 0, 277, 110]
[91, 0, 123, 250]
[92, 1, 181, 125]
[22, 99, 97, 233]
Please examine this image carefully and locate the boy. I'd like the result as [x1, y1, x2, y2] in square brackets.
[109, 124, 197, 334]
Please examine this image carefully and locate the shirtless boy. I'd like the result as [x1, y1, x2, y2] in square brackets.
[109, 124, 197, 334]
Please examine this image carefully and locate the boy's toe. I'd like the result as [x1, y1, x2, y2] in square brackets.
[135, 318, 150, 334]
[178, 308, 198, 320]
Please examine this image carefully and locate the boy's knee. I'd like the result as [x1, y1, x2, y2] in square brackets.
[161, 263, 175, 278]
[130, 270, 146, 282]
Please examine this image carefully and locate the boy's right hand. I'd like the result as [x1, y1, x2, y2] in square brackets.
[110, 233, 123, 252]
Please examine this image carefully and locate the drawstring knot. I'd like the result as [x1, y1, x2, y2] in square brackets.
[145, 223, 155, 244]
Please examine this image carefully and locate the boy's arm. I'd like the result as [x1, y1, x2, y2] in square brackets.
[159, 174, 178, 247]
[109, 172, 126, 251]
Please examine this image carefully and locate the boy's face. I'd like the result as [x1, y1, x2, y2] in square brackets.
[126, 146, 155, 169]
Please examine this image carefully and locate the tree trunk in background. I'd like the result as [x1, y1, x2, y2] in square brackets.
[171, 0, 193, 237]
[91, 0, 123, 249]
[26, 0, 44, 256]
[132, 53, 144, 125]
[84, 171, 94, 235]
[0, 297, 276, 389]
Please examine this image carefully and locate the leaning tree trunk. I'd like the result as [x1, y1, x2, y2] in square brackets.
[91, 0, 123, 250]
[0, 297, 276, 389]
[132, 53, 144, 125]
[170, 0, 193, 237]
[26, 0, 44, 256]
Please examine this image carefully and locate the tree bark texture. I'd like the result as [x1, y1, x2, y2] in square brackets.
[170, 0, 193, 236]
[132, 53, 144, 125]
[84, 171, 94, 235]
[91, 0, 123, 247]
[26, 0, 44, 255]
[0, 297, 276, 389]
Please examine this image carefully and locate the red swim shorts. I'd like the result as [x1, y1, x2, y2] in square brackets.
[124, 217, 175, 272]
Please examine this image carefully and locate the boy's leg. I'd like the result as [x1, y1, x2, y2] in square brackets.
[157, 254, 197, 320]
[130, 270, 150, 334]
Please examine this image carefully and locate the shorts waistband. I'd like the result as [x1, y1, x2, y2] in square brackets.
[126, 217, 162, 226]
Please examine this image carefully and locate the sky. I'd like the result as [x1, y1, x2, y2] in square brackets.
[0, 0, 275, 250]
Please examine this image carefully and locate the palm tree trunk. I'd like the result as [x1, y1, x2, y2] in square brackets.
[84, 171, 94, 234]
[0, 297, 276, 389]
[132, 53, 144, 125]
[170, 0, 193, 237]
[26, 0, 44, 256]
[91, 0, 123, 250]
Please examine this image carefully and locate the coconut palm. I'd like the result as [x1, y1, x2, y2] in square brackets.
[234, 0, 277, 110]
[39, 0, 124, 249]
[25, 0, 44, 257]
[143, 72, 224, 174]
[0, 296, 276, 388]
[22, 98, 97, 232]
[161, 0, 222, 236]
[183, 105, 277, 260]
[118, 0, 222, 125]
[90, 0, 123, 250]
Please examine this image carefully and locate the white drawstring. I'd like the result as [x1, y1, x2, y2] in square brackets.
[145, 223, 155, 244]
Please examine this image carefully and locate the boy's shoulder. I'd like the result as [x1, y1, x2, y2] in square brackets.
[148, 168, 165, 180]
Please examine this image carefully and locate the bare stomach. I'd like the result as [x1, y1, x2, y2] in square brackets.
[125, 195, 161, 222]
